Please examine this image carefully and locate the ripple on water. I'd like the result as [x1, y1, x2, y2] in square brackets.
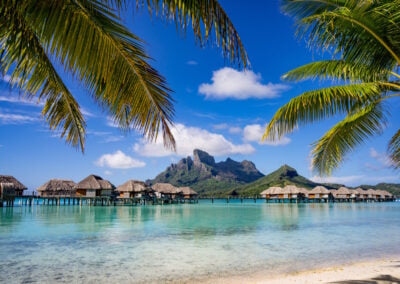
[0, 202, 399, 283]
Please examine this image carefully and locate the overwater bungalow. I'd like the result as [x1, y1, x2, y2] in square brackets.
[180, 187, 198, 199]
[355, 188, 368, 201]
[37, 179, 76, 197]
[74, 175, 115, 197]
[308, 186, 331, 200]
[282, 185, 308, 199]
[260, 186, 284, 199]
[152, 183, 183, 199]
[0, 175, 27, 197]
[116, 180, 152, 198]
[332, 187, 352, 200]
[366, 189, 378, 201]
[375, 190, 393, 201]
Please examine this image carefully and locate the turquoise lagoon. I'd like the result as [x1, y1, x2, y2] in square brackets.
[1, 200, 399, 283]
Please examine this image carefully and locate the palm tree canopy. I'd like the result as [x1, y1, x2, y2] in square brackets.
[0, 0, 248, 152]
[263, 0, 400, 175]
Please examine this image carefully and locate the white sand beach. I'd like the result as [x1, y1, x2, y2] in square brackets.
[203, 258, 400, 283]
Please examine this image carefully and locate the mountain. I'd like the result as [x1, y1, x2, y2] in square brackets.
[148, 149, 264, 196]
[359, 183, 400, 196]
[230, 165, 324, 196]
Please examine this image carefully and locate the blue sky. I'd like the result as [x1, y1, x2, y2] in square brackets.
[1, 0, 399, 191]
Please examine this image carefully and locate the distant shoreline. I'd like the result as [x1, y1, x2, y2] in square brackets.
[197, 257, 400, 284]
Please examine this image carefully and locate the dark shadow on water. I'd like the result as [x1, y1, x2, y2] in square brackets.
[330, 274, 400, 283]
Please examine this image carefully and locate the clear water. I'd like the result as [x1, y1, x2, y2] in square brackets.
[0, 200, 399, 283]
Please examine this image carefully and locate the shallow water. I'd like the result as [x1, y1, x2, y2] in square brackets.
[0, 200, 399, 283]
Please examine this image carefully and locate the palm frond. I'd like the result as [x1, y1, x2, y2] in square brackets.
[312, 102, 388, 175]
[283, 0, 400, 71]
[24, 0, 176, 149]
[0, 2, 86, 151]
[262, 82, 391, 141]
[282, 60, 391, 83]
[388, 129, 400, 169]
[137, 0, 249, 67]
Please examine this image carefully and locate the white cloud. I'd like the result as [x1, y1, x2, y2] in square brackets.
[0, 95, 44, 107]
[106, 116, 119, 128]
[104, 170, 113, 176]
[95, 150, 146, 169]
[0, 112, 40, 124]
[133, 123, 255, 157]
[198, 67, 288, 100]
[229, 127, 242, 134]
[369, 148, 393, 168]
[310, 175, 399, 186]
[212, 123, 229, 130]
[243, 124, 291, 146]
[187, 60, 198, 65]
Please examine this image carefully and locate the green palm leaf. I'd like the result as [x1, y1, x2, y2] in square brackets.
[388, 129, 400, 168]
[262, 82, 392, 141]
[0, 2, 86, 151]
[312, 102, 388, 175]
[136, 0, 248, 67]
[282, 60, 391, 83]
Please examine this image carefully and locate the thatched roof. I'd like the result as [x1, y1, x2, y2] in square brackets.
[366, 188, 378, 196]
[116, 180, 147, 193]
[180, 186, 198, 196]
[355, 187, 368, 195]
[37, 179, 76, 192]
[152, 183, 181, 194]
[74, 175, 115, 190]
[336, 186, 351, 194]
[310, 186, 330, 194]
[282, 185, 308, 194]
[260, 186, 284, 195]
[0, 175, 27, 190]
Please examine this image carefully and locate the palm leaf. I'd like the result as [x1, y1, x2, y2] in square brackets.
[136, 0, 249, 67]
[24, 0, 176, 149]
[0, 2, 86, 151]
[282, 60, 391, 83]
[262, 82, 392, 142]
[388, 129, 400, 169]
[312, 102, 388, 175]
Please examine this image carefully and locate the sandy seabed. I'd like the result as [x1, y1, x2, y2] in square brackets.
[199, 258, 400, 284]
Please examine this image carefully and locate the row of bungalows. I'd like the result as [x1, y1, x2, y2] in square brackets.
[33, 176, 199, 201]
[260, 185, 394, 202]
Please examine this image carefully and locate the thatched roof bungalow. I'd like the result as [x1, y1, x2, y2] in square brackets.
[116, 180, 152, 198]
[37, 179, 76, 197]
[180, 187, 198, 199]
[260, 186, 283, 199]
[74, 175, 115, 197]
[152, 183, 183, 199]
[366, 188, 378, 199]
[0, 175, 27, 197]
[332, 187, 352, 199]
[355, 188, 368, 200]
[309, 186, 331, 199]
[375, 189, 392, 200]
[282, 185, 308, 198]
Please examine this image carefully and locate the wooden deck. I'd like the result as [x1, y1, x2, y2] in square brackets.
[0, 195, 199, 207]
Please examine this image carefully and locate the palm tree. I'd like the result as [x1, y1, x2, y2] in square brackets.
[263, 0, 400, 175]
[1, 0, 248, 152]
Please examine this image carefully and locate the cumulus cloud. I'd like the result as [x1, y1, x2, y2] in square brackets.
[96, 150, 146, 169]
[133, 123, 255, 157]
[243, 124, 291, 146]
[311, 175, 399, 186]
[198, 67, 288, 100]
